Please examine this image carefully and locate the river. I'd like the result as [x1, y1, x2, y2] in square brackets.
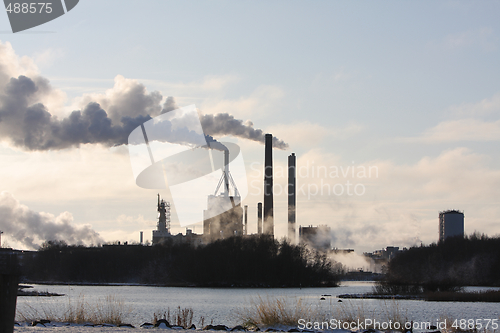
[16, 282, 500, 329]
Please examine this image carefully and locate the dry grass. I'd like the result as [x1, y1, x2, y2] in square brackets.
[334, 299, 367, 323]
[239, 297, 414, 331]
[239, 296, 317, 328]
[153, 306, 195, 328]
[17, 294, 130, 325]
[379, 299, 410, 331]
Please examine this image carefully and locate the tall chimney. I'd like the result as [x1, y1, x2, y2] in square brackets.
[140, 231, 143, 244]
[244, 205, 248, 235]
[257, 202, 262, 234]
[263, 133, 274, 236]
[288, 153, 296, 243]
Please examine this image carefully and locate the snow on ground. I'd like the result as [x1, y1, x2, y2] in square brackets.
[15, 327, 137, 332]
[14, 326, 205, 333]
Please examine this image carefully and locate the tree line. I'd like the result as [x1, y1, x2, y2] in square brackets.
[377, 233, 500, 293]
[20, 235, 343, 287]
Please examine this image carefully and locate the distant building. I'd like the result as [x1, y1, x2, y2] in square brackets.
[299, 225, 331, 252]
[364, 246, 405, 271]
[439, 210, 464, 242]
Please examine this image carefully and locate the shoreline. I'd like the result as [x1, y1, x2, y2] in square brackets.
[338, 289, 500, 302]
[21, 281, 341, 288]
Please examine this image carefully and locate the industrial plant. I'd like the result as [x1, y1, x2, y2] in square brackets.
[150, 133, 299, 245]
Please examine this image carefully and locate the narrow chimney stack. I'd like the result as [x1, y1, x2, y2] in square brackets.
[257, 202, 263, 234]
[244, 205, 248, 235]
[288, 153, 296, 243]
[263, 134, 274, 236]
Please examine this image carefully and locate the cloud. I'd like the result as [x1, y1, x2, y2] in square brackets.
[0, 41, 39, 88]
[378, 148, 500, 201]
[443, 27, 496, 51]
[266, 147, 500, 252]
[0, 191, 103, 250]
[268, 122, 363, 148]
[115, 214, 155, 228]
[200, 85, 285, 118]
[77, 75, 163, 124]
[409, 118, 500, 143]
[449, 93, 500, 116]
[32, 48, 65, 69]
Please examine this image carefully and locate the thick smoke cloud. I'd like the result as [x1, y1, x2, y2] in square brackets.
[0, 73, 288, 151]
[0, 192, 103, 249]
[0, 41, 288, 151]
[0, 75, 152, 150]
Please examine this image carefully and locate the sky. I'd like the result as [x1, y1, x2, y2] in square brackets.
[0, 1, 500, 253]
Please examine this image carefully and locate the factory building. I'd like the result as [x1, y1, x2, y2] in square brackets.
[202, 142, 244, 241]
[439, 210, 464, 242]
[203, 195, 243, 241]
[299, 225, 331, 252]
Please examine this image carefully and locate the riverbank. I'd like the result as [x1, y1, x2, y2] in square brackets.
[338, 289, 500, 302]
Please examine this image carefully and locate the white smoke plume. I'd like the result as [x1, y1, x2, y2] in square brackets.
[0, 191, 103, 250]
[200, 113, 289, 149]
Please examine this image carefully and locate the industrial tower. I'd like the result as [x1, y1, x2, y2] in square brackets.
[152, 194, 171, 244]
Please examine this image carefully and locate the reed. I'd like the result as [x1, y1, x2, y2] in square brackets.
[153, 306, 195, 327]
[17, 294, 130, 325]
[239, 295, 317, 328]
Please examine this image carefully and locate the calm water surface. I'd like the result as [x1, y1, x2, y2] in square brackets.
[16, 282, 500, 327]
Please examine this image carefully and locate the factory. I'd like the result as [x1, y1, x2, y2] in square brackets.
[202, 142, 244, 241]
[298, 225, 331, 252]
[150, 133, 299, 244]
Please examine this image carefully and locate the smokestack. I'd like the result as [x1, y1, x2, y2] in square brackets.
[257, 202, 262, 234]
[140, 231, 143, 244]
[288, 153, 296, 243]
[263, 133, 274, 236]
[244, 205, 248, 235]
